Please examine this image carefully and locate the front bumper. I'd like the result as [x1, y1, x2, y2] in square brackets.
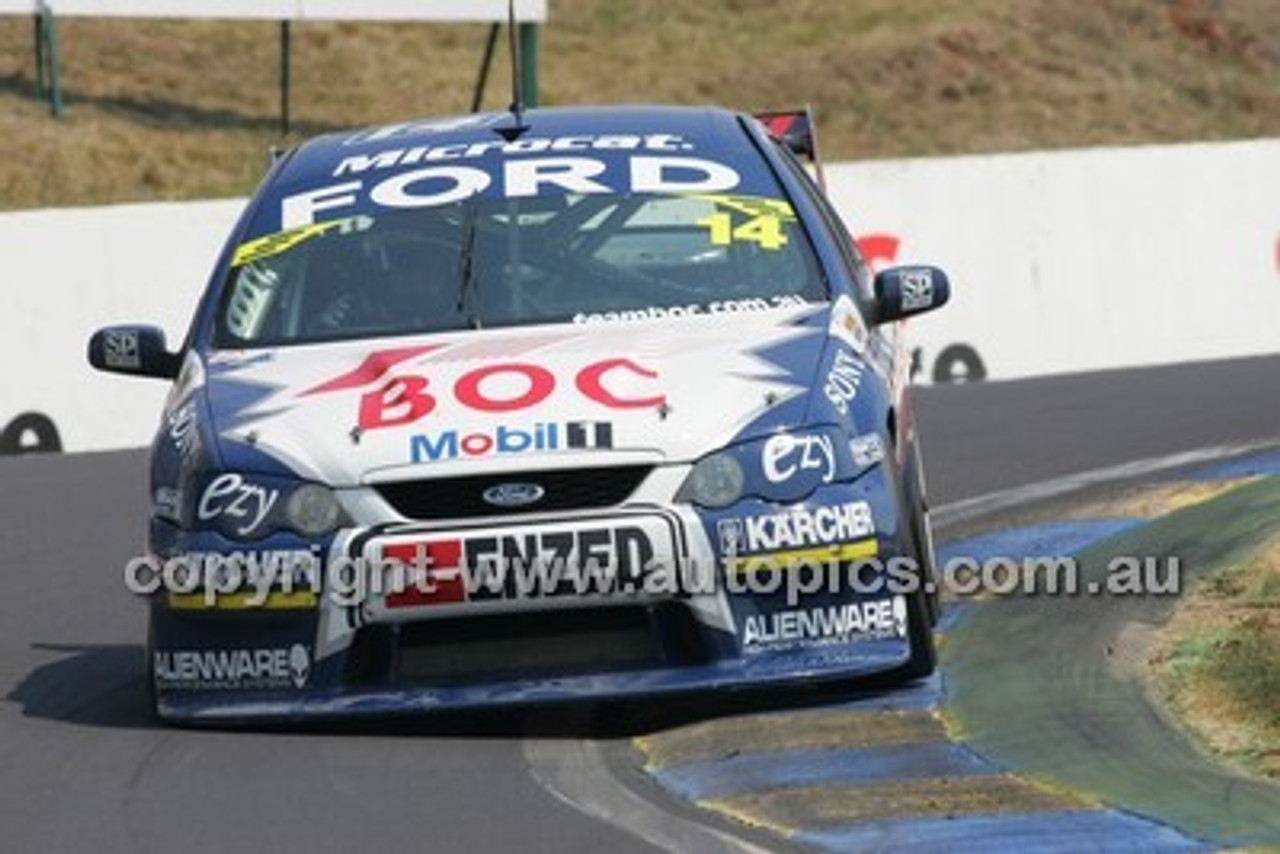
[147, 476, 922, 723]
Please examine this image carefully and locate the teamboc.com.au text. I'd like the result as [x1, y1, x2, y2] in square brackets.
[123, 549, 1182, 609]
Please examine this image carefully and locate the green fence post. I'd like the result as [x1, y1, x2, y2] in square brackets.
[519, 22, 539, 107]
[280, 20, 291, 137]
[33, 13, 45, 99]
[43, 4, 62, 117]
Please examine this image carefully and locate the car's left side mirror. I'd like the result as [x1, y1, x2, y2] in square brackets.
[872, 265, 951, 324]
[87, 325, 182, 380]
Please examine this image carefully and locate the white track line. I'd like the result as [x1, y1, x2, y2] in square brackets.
[933, 440, 1280, 528]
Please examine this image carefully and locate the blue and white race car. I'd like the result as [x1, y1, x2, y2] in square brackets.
[90, 105, 950, 722]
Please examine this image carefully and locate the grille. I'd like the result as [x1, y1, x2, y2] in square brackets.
[375, 464, 653, 521]
[343, 604, 710, 687]
[396, 607, 660, 682]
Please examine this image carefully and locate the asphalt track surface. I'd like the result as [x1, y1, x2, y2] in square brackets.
[1, 353, 1276, 853]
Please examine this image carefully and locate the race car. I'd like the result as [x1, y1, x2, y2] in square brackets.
[88, 104, 951, 722]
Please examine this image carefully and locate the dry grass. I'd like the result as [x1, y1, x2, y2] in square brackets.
[1, 0, 1278, 210]
[1151, 538, 1280, 779]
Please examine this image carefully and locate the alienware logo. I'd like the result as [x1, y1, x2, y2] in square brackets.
[891, 596, 909, 639]
[288, 644, 311, 689]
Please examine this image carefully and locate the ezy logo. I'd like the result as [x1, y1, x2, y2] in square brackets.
[198, 474, 280, 537]
[761, 433, 835, 485]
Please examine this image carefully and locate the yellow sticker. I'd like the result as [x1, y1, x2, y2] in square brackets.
[232, 215, 372, 267]
[724, 539, 879, 576]
[693, 193, 795, 220]
[167, 590, 318, 610]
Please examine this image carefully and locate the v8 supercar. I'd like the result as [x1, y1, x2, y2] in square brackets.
[90, 105, 951, 722]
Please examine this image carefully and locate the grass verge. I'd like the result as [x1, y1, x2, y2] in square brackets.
[944, 475, 1280, 844]
[1152, 539, 1280, 779]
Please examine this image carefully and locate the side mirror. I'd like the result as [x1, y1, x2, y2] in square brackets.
[873, 265, 951, 324]
[87, 325, 181, 380]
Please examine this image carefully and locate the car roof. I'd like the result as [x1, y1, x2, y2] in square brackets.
[277, 105, 757, 187]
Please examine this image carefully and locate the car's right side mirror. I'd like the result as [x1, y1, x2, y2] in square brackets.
[872, 265, 951, 324]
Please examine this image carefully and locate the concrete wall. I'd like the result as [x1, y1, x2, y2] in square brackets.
[829, 138, 1280, 384]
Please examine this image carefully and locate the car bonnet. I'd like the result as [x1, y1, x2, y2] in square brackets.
[200, 306, 830, 486]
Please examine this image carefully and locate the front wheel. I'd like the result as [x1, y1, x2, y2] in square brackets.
[892, 568, 938, 682]
[890, 435, 938, 683]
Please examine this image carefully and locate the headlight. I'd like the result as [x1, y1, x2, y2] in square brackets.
[285, 483, 344, 536]
[677, 452, 745, 509]
[676, 426, 883, 508]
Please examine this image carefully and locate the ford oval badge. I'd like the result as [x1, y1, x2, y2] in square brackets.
[482, 482, 546, 508]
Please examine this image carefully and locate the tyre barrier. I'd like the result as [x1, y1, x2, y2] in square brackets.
[1, 412, 62, 455]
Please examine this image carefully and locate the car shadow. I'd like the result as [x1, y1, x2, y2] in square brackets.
[8, 643, 155, 729]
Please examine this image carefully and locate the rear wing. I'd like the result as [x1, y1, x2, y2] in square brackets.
[753, 106, 826, 190]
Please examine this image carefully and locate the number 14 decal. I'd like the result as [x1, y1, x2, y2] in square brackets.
[694, 194, 795, 252]
[697, 211, 789, 250]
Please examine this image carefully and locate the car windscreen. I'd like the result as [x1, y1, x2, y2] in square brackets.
[216, 189, 827, 347]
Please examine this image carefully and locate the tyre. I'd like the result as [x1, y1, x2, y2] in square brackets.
[891, 431, 938, 682]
